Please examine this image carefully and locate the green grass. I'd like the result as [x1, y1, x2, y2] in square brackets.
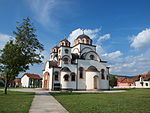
[51, 89, 150, 113]
[0, 91, 34, 113]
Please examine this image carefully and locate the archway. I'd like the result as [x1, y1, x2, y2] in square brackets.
[94, 76, 99, 89]
[43, 72, 50, 89]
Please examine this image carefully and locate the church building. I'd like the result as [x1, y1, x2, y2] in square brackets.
[42, 34, 110, 90]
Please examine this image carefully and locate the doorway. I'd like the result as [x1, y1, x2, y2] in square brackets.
[94, 76, 99, 89]
[43, 72, 50, 89]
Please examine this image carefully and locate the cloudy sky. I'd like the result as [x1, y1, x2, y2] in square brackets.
[0, 0, 150, 76]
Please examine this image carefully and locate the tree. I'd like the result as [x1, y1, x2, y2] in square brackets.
[0, 18, 44, 94]
[109, 74, 117, 88]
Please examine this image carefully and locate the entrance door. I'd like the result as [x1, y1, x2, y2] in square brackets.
[94, 76, 98, 89]
[43, 72, 50, 89]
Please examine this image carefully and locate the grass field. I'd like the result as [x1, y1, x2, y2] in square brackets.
[0, 91, 34, 113]
[51, 89, 150, 113]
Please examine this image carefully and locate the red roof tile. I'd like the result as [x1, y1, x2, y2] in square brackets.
[22, 73, 42, 79]
[117, 77, 134, 84]
[13, 78, 21, 82]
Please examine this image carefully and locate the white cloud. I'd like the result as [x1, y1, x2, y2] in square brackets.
[67, 28, 150, 76]
[131, 28, 150, 49]
[98, 34, 110, 41]
[109, 49, 150, 76]
[68, 28, 101, 46]
[28, 0, 59, 27]
[0, 33, 12, 49]
[102, 51, 123, 59]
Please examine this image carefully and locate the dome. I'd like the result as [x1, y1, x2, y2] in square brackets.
[60, 38, 70, 42]
[87, 66, 98, 71]
[53, 45, 59, 48]
[75, 34, 92, 45]
[60, 38, 70, 47]
[61, 67, 71, 72]
[52, 45, 59, 53]
[76, 34, 90, 40]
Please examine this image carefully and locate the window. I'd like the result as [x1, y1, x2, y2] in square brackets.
[82, 39, 84, 43]
[140, 81, 143, 86]
[146, 83, 148, 86]
[54, 72, 59, 81]
[79, 67, 84, 79]
[87, 40, 89, 44]
[64, 74, 69, 81]
[65, 49, 69, 54]
[107, 75, 109, 80]
[59, 50, 61, 54]
[90, 55, 94, 60]
[101, 69, 105, 79]
[63, 57, 69, 64]
[71, 72, 75, 81]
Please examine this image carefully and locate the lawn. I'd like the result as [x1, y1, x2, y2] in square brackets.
[51, 89, 150, 113]
[0, 91, 34, 113]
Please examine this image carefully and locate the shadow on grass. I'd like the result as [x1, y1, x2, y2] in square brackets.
[0, 91, 35, 95]
[50, 91, 129, 97]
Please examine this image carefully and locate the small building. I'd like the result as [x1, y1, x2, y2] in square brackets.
[21, 73, 42, 88]
[11, 78, 21, 87]
[117, 77, 134, 88]
[134, 73, 150, 88]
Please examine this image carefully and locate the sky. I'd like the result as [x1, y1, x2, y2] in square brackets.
[0, 0, 150, 77]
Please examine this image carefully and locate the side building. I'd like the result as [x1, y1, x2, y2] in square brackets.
[21, 73, 42, 88]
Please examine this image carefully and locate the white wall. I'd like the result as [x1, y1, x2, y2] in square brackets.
[61, 71, 76, 89]
[21, 75, 29, 87]
[86, 72, 100, 89]
[135, 81, 150, 88]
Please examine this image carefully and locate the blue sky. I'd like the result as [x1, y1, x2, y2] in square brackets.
[0, 0, 150, 76]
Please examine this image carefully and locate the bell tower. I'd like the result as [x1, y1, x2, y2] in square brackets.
[58, 39, 72, 66]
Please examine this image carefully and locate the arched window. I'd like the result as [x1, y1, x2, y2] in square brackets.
[87, 40, 89, 44]
[107, 75, 109, 80]
[101, 69, 105, 79]
[59, 50, 61, 54]
[82, 39, 84, 43]
[71, 72, 76, 81]
[63, 57, 69, 64]
[90, 55, 94, 60]
[64, 74, 69, 81]
[65, 49, 69, 54]
[54, 71, 59, 81]
[79, 67, 84, 79]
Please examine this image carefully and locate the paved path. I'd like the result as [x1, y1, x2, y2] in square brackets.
[29, 91, 69, 113]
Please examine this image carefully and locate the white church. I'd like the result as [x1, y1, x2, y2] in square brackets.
[42, 34, 110, 90]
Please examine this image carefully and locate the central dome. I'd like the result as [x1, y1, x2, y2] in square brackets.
[76, 34, 90, 40]
[75, 34, 92, 45]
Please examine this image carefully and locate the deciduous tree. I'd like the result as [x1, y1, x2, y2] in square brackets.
[0, 18, 44, 94]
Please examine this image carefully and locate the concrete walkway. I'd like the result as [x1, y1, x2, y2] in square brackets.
[29, 91, 69, 113]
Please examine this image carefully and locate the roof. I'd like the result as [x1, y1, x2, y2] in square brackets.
[14, 78, 21, 82]
[23, 73, 42, 79]
[87, 66, 98, 71]
[60, 38, 70, 42]
[71, 53, 79, 60]
[76, 34, 91, 40]
[0, 77, 5, 80]
[61, 67, 71, 72]
[133, 73, 150, 81]
[140, 74, 150, 80]
[53, 45, 59, 48]
[117, 77, 134, 84]
[49, 61, 58, 67]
